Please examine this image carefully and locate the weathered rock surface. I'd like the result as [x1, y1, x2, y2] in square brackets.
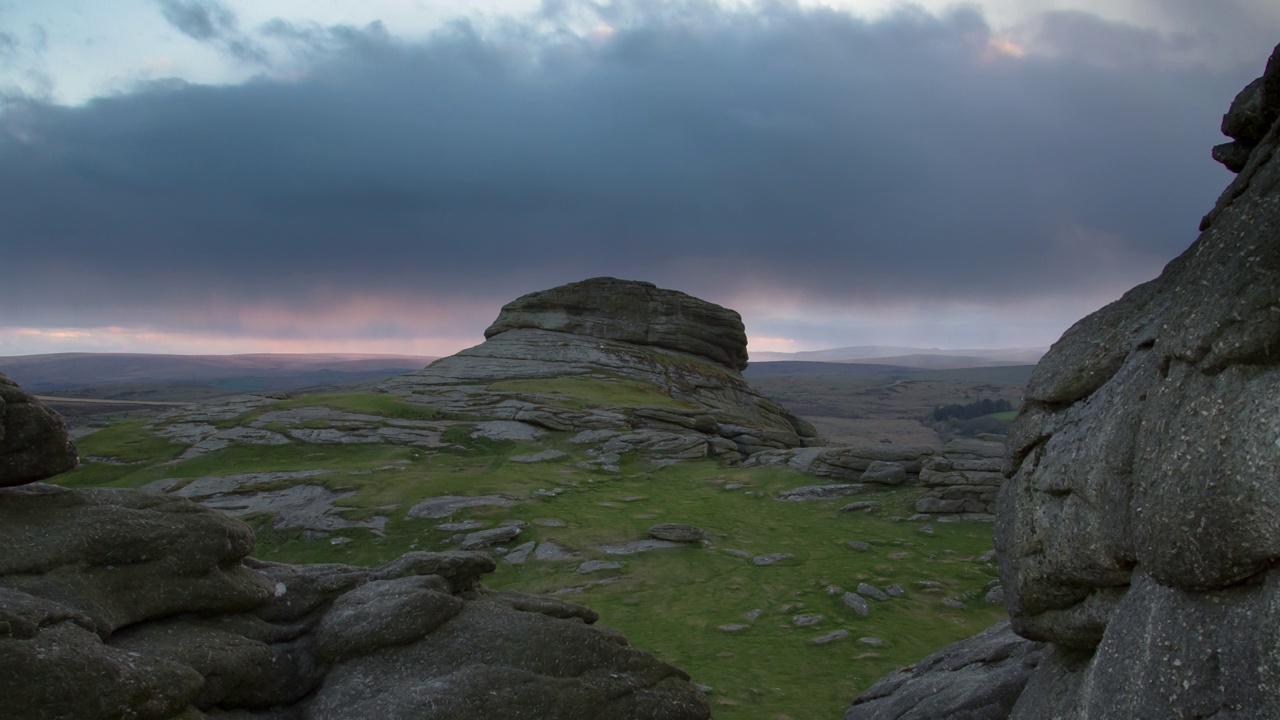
[380, 278, 819, 459]
[0, 372, 78, 486]
[748, 440, 1006, 518]
[850, 46, 1280, 719]
[845, 620, 1047, 720]
[484, 277, 751, 371]
[0, 485, 712, 720]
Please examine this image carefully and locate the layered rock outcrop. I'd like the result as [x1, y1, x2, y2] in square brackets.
[382, 277, 818, 457]
[485, 277, 750, 371]
[848, 42, 1280, 719]
[0, 380, 710, 720]
[747, 438, 1006, 519]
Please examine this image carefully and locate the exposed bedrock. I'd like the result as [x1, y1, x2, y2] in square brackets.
[484, 276, 750, 371]
[382, 278, 818, 456]
[850, 42, 1280, 719]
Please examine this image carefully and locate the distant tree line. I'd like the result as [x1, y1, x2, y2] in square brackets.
[931, 398, 1014, 422]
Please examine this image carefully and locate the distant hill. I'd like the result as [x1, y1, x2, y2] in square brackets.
[750, 345, 1046, 368]
[0, 353, 436, 393]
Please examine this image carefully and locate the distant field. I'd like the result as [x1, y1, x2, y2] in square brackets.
[745, 363, 1031, 446]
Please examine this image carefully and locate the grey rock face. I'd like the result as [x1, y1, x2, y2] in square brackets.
[647, 523, 706, 543]
[850, 47, 1280, 720]
[0, 373, 78, 486]
[483, 277, 750, 371]
[0, 486, 711, 720]
[846, 620, 1047, 720]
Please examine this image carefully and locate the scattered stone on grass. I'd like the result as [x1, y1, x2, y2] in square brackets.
[792, 614, 823, 626]
[941, 598, 966, 609]
[856, 583, 889, 601]
[510, 449, 567, 463]
[847, 541, 871, 552]
[723, 549, 752, 558]
[577, 560, 622, 574]
[842, 592, 870, 616]
[886, 584, 905, 598]
[648, 523, 706, 543]
[534, 518, 566, 527]
[717, 624, 748, 632]
[752, 553, 794, 566]
[812, 630, 850, 645]
[534, 540, 577, 561]
[504, 541, 536, 564]
[840, 501, 880, 513]
[919, 524, 935, 535]
[745, 609, 763, 620]
[598, 539, 683, 555]
[407, 495, 516, 519]
[436, 520, 487, 532]
[458, 526, 521, 550]
[859, 637, 885, 647]
[776, 483, 866, 502]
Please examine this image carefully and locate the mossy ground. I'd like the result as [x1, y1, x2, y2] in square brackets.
[57, 393, 1004, 719]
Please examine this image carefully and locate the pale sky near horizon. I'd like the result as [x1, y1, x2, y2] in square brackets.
[2, 0, 1276, 357]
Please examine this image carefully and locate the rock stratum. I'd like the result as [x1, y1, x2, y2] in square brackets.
[0, 378, 710, 720]
[848, 42, 1280, 720]
[383, 276, 820, 457]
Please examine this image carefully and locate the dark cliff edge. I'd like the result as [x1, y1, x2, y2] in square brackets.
[848, 41, 1280, 720]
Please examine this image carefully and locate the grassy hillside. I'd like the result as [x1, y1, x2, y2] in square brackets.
[57, 391, 1005, 719]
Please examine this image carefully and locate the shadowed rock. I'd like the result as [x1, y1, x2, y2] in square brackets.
[0, 372, 77, 487]
[849, 43, 1280, 720]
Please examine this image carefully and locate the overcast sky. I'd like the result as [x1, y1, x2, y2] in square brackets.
[1, 0, 1274, 357]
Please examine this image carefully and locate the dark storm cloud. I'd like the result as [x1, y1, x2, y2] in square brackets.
[0, 1, 1265, 333]
[157, 0, 268, 63]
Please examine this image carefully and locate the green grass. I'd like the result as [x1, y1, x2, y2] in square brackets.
[487, 376, 697, 410]
[986, 411, 1018, 421]
[58, 397, 1004, 719]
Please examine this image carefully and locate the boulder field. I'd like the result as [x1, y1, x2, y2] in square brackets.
[0, 380, 710, 720]
[848, 42, 1280, 720]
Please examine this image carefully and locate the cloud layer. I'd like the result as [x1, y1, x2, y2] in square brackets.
[0, 1, 1267, 353]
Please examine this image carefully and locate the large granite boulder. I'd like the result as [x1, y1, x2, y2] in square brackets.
[848, 43, 1280, 719]
[485, 277, 750, 371]
[382, 279, 818, 457]
[0, 372, 77, 487]
[0, 485, 713, 720]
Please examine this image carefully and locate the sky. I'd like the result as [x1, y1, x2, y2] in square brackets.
[1, 0, 1276, 358]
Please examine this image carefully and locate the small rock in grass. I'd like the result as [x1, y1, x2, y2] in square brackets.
[976, 549, 998, 563]
[752, 553, 794, 566]
[648, 523, 706, 543]
[840, 501, 880, 513]
[435, 520, 487, 532]
[886, 584, 905, 597]
[915, 581, 944, 589]
[745, 608, 763, 620]
[859, 637, 885, 647]
[825, 585, 844, 596]
[534, 540, 577, 560]
[504, 541, 536, 565]
[718, 624, 748, 632]
[984, 586, 1005, 604]
[458, 526, 520, 550]
[792, 614, 823, 626]
[510, 449, 567, 463]
[811, 630, 849, 645]
[534, 518, 566, 527]
[723, 548, 752, 558]
[847, 541, 870, 552]
[941, 598, 966, 609]
[919, 524, 935, 535]
[842, 592, 870, 616]
[856, 583, 889, 601]
[577, 560, 622, 574]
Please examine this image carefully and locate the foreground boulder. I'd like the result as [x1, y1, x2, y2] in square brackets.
[849, 42, 1280, 719]
[0, 372, 77, 486]
[0, 485, 712, 720]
